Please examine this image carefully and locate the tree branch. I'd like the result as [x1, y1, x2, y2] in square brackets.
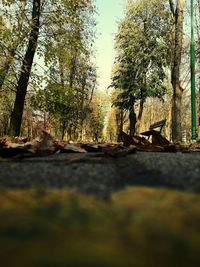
[169, 0, 175, 16]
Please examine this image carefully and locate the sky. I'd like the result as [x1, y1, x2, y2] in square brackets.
[94, 0, 125, 91]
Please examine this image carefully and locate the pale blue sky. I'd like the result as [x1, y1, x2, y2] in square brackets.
[95, 0, 125, 90]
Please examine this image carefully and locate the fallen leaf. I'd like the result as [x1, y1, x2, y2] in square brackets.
[13, 136, 28, 143]
[0, 138, 7, 148]
[133, 135, 151, 146]
[163, 144, 177, 152]
[102, 145, 136, 158]
[136, 145, 165, 152]
[151, 130, 170, 146]
[121, 131, 151, 147]
[81, 143, 102, 152]
[60, 144, 87, 153]
[0, 147, 34, 158]
[187, 141, 200, 152]
[121, 131, 136, 146]
[34, 131, 57, 156]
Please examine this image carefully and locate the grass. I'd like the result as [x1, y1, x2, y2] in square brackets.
[0, 186, 200, 267]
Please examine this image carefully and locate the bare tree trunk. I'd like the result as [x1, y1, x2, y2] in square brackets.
[58, 54, 68, 140]
[9, 0, 40, 136]
[116, 109, 124, 142]
[169, 0, 184, 142]
[69, 53, 77, 88]
[129, 106, 137, 137]
[136, 99, 144, 134]
[61, 121, 67, 140]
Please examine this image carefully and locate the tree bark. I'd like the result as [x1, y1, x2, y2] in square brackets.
[129, 106, 137, 137]
[61, 121, 66, 140]
[170, 0, 184, 142]
[69, 53, 77, 88]
[116, 109, 124, 142]
[136, 98, 144, 134]
[9, 0, 40, 136]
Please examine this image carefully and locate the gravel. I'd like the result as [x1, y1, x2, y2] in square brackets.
[0, 151, 200, 198]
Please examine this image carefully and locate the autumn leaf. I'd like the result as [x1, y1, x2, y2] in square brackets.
[102, 145, 136, 158]
[60, 144, 87, 153]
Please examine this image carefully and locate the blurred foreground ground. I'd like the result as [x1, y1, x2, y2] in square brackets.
[0, 152, 200, 267]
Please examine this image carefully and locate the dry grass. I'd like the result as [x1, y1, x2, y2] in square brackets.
[0, 187, 200, 267]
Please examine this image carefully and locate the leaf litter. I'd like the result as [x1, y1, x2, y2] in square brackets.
[0, 130, 199, 160]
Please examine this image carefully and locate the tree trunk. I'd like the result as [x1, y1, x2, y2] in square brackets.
[27, 114, 33, 141]
[69, 53, 77, 88]
[58, 53, 69, 140]
[61, 121, 66, 140]
[116, 109, 124, 142]
[129, 106, 137, 137]
[9, 0, 40, 136]
[169, 0, 184, 142]
[136, 99, 144, 134]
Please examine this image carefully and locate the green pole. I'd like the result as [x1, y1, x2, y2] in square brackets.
[190, 0, 197, 140]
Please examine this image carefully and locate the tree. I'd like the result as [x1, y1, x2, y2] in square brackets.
[86, 92, 105, 142]
[34, 0, 97, 140]
[111, 0, 172, 137]
[169, 0, 184, 142]
[105, 107, 118, 142]
[0, 0, 27, 90]
[1, 0, 96, 137]
[9, 0, 41, 136]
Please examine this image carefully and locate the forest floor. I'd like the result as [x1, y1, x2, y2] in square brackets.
[1, 136, 200, 267]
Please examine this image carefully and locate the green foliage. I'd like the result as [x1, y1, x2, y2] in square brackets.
[111, 0, 172, 110]
[36, 84, 78, 121]
[1, 0, 15, 7]
[105, 107, 118, 142]
[36, 0, 97, 139]
[0, 0, 97, 138]
[87, 95, 104, 141]
[86, 91, 110, 142]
